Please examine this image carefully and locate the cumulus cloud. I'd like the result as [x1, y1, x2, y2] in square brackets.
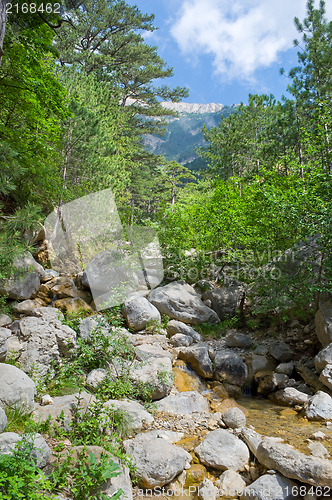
[170, 0, 331, 81]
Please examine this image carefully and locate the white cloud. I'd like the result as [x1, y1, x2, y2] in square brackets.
[170, 0, 332, 81]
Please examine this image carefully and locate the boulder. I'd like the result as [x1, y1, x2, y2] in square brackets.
[251, 354, 276, 375]
[222, 407, 246, 428]
[14, 313, 76, 376]
[0, 432, 50, 468]
[240, 472, 298, 500]
[85, 368, 108, 390]
[214, 350, 248, 387]
[148, 281, 219, 325]
[272, 387, 310, 406]
[315, 343, 332, 372]
[104, 399, 154, 432]
[135, 344, 172, 361]
[0, 314, 12, 327]
[170, 334, 193, 347]
[122, 295, 161, 331]
[33, 392, 95, 429]
[123, 431, 191, 488]
[269, 341, 294, 362]
[166, 320, 202, 342]
[129, 356, 173, 400]
[197, 478, 218, 500]
[156, 391, 209, 415]
[12, 299, 41, 315]
[307, 441, 330, 459]
[0, 327, 11, 362]
[178, 345, 213, 379]
[319, 364, 332, 390]
[255, 436, 332, 487]
[0, 406, 7, 432]
[215, 470, 246, 498]
[78, 314, 110, 340]
[195, 429, 249, 471]
[305, 391, 332, 421]
[225, 331, 252, 349]
[256, 372, 289, 396]
[275, 362, 294, 376]
[52, 297, 93, 315]
[0, 363, 36, 410]
[315, 301, 332, 347]
[201, 286, 244, 320]
[0, 252, 44, 300]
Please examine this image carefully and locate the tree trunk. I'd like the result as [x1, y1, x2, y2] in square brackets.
[0, 0, 8, 66]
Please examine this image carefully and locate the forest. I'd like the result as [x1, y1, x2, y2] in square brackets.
[0, 0, 331, 320]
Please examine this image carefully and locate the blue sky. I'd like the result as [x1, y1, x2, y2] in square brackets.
[126, 0, 331, 105]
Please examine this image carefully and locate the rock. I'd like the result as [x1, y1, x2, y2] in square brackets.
[0, 432, 50, 468]
[53, 297, 94, 315]
[225, 331, 252, 349]
[178, 345, 213, 378]
[0, 252, 44, 300]
[41, 269, 59, 282]
[311, 431, 325, 441]
[69, 446, 132, 500]
[123, 431, 191, 488]
[195, 429, 249, 471]
[156, 391, 209, 415]
[251, 354, 276, 374]
[222, 407, 246, 428]
[240, 472, 298, 500]
[275, 362, 294, 376]
[129, 356, 173, 400]
[33, 392, 95, 429]
[307, 441, 330, 459]
[41, 394, 53, 406]
[256, 372, 288, 396]
[12, 299, 40, 315]
[15, 314, 76, 376]
[166, 320, 202, 342]
[0, 314, 12, 327]
[0, 363, 36, 410]
[135, 344, 172, 361]
[148, 281, 219, 324]
[306, 391, 332, 421]
[104, 399, 154, 432]
[78, 314, 110, 340]
[197, 478, 218, 500]
[315, 301, 332, 347]
[122, 295, 161, 331]
[315, 343, 332, 372]
[201, 286, 244, 320]
[255, 436, 332, 487]
[241, 427, 263, 455]
[319, 364, 332, 390]
[0, 327, 11, 361]
[272, 387, 310, 406]
[85, 368, 108, 390]
[170, 333, 193, 347]
[215, 470, 246, 498]
[0, 406, 7, 432]
[214, 350, 248, 387]
[269, 341, 294, 362]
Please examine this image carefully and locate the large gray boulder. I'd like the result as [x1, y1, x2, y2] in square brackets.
[255, 436, 332, 487]
[0, 252, 44, 300]
[214, 350, 248, 387]
[222, 407, 246, 429]
[195, 429, 249, 471]
[129, 356, 173, 400]
[33, 392, 95, 429]
[201, 286, 244, 320]
[272, 387, 310, 406]
[169, 333, 193, 347]
[225, 331, 252, 349]
[0, 363, 36, 410]
[0, 327, 11, 362]
[315, 343, 332, 372]
[122, 295, 161, 331]
[269, 341, 294, 362]
[156, 391, 209, 415]
[178, 345, 213, 378]
[78, 314, 111, 340]
[0, 432, 51, 468]
[315, 301, 332, 347]
[305, 391, 332, 420]
[166, 320, 202, 342]
[148, 281, 219, 325]
[240, 472, 298, 500]
[215, 470, 246, 498]
[319, 364, 332, 390]
[11, 311, 76, 376]
[0, 314, 12, 327]
[104, 399, 154, 432]
[123, 431, 191, 488]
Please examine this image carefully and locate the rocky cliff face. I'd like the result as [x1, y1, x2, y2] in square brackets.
[160, 101, 227, 114]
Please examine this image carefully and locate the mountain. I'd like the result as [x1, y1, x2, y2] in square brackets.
[144, 102, 239, 170]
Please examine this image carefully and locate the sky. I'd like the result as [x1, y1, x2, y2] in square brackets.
[125, 0, 332, 105]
